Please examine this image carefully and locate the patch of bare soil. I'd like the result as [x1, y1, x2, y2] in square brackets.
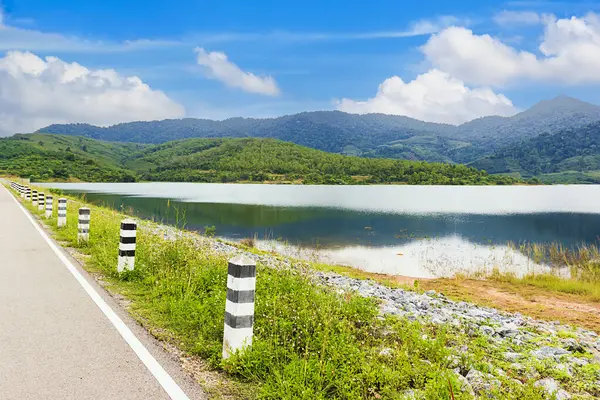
[422, 278, 600, 332]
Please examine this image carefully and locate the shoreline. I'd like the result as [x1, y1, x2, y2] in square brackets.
[7, 181, 600, 399]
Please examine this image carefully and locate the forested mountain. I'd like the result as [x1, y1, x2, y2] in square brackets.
[469, 121, 600, 183]
[37, 96, 600, 165]
[457, 96, 600, 155]
[40, 111, 454, 150]
[0, 133, 517, 185]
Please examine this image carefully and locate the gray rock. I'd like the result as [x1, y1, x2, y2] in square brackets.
[379, 347, 392, 357]
[497, 323, 520, 338]
[466, 368, 500, 393]
[455, 374, 475, 396]
[509, 363, 526, 372]
[404, 303, 417, 313]
[503, 352, 522, 362]
[562, 338, 585, 353]
[531, 346, 571, 360]
[556, 363, 573, 377]
[569, 357, 589, 366]
[481, 326, 495, 336]
[446, 355, 461, 369]
[534, 378, 572, 399]
[534, 377, 559, 392]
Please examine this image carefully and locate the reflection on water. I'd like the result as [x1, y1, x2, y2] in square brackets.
[258, 237, 564, 278]
[39, 183, 600, 278]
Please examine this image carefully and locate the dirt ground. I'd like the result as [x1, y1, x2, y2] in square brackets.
[332, 268, 600, 332]
[421, 278, 600, 332]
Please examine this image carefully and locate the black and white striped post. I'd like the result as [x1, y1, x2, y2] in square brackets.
[45, 196, 53, 219]
[117, 220, 137, 272]
[57, 198, 67, 227]
[222, 254, 256, 359]
[31, 190, 38, 205]
[19, 184, 25, 198]
[78, 208, 91, 242]
[25, 187, 31, 201]
[38, 193, 45, 212]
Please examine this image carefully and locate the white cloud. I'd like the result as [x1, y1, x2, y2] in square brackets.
[493, 10, 542, 26]
[336, 69, 516, 125]
[405, 16, 467, 36]
[0, 7, 467, 54]
[195, 47, 280, 96]
[0, 8, 181, 53]
[423, 13, 600, 86]
[0, 51, 185, 136]
[197, 16, 469, 44]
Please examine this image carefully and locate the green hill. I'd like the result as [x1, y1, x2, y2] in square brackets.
[0, 133, 144, 182]
[126, 137, 516, 184]
[469, 121, 600, 183]
[1, 134, 517, 185]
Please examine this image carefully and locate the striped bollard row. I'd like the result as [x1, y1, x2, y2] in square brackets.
[45, 196, 53, 219]
[78, 208, 91, 242]
[57, 198, 67, 227]
[117, 220, 137, 272]
[38, 193, 45, 212]
[223, 254, 256, 359]
[10, 182, 20, 194]
[32, 190, 38, 205]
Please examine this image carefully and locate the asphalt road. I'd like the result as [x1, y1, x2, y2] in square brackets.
[0, 184, 205, 400]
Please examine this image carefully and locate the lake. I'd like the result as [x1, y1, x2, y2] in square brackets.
[39, 183, 600, 278]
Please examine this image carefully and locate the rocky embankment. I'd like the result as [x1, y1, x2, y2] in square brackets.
[154, 225, 600, 399]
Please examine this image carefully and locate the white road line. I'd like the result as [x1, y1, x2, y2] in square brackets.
[3, 185, 190, 400]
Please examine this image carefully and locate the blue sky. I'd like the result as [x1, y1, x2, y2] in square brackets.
[2, 0, 600, 134]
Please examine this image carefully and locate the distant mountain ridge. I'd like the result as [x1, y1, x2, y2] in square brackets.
[38, 96, 600, 164]
[457, 96, 600, 145]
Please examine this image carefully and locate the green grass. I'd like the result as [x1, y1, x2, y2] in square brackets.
[488, 271, 600, 302]
[10, 183, 592, 399]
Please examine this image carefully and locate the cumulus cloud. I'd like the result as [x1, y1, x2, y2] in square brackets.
[0, 51, 185, 136]
[336, 69, 516, 125]
[195, 47, 280, 96]
[423, 13, 600, 86]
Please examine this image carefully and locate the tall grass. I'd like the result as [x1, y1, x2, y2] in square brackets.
[509, 241, 600, 282]
[498, 241, 600, 300]
[10, 184, 554, 399]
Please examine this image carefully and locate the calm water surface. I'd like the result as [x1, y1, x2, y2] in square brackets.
[40, 183, 600, 278]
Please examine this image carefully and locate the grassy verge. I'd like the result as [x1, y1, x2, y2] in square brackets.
[6, 183, 595, 399]
[486, 272, 600, 302]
